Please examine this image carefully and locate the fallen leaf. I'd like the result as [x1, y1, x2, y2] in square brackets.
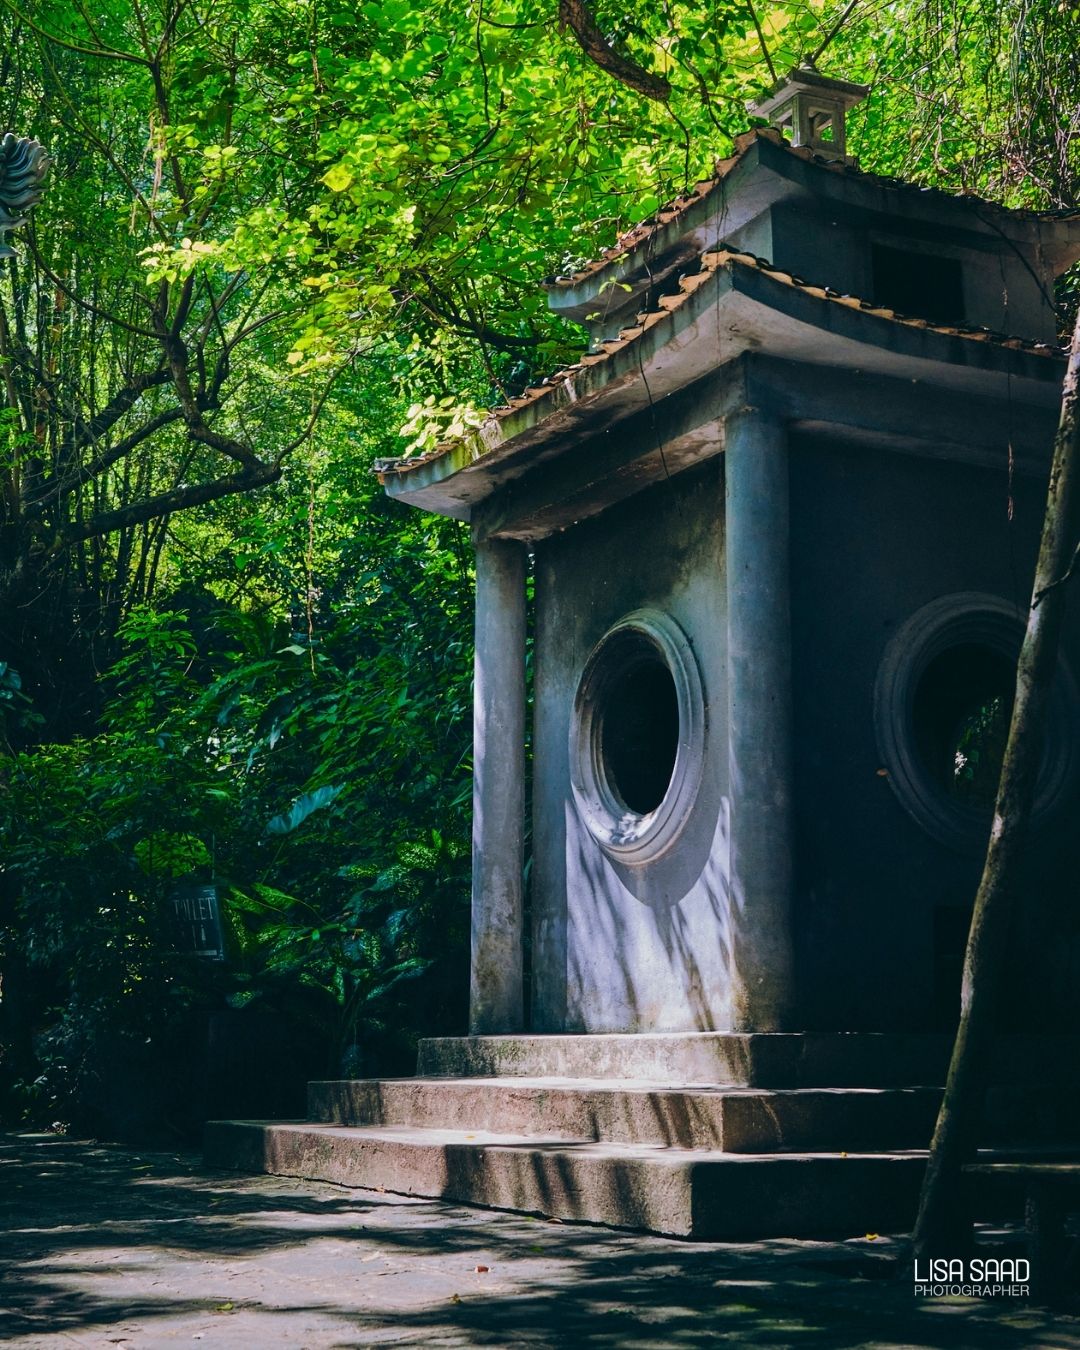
[865, 1233, 880, 1241]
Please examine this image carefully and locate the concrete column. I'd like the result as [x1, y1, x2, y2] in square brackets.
[470, 537, 527, 1033]
[725, 409, 795, 1030]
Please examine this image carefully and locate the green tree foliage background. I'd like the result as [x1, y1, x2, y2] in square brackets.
[0, 0, 1076, 1134]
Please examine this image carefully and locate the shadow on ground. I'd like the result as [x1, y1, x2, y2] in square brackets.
[1, 1132, 1073, 1347]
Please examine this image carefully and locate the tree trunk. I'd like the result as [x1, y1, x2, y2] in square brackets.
[911, 308, 1080, 1257]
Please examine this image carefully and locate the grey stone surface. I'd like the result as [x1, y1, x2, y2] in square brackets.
[383, 124, 1080, 1047]
[470, 538, 526, 1033]
[210, 1029, 1078, 1241]
[725, 409, 794, 1031]
[544, 134, 1073, 342]
[415, 1031, 954, 1086]
[306, 1077, 943, 1152]
[0, 133, 49, 260]
[531, 460, 733, 1033]
[6, 1131, 1072, 1348]
[205, 1118, 928, 1239]
[786, 437, 1080, 1033]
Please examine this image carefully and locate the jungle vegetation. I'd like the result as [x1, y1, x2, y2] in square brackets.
[0, 0, 1076, 1139]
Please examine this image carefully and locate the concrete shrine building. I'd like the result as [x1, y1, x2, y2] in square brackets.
[377, 70, 1080, 1041]
[210, 73, 1080, 1237]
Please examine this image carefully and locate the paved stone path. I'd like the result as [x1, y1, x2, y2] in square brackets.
[1, 1132, 1076, 1347]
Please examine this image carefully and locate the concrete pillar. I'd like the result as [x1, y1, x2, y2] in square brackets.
[725, 409, 795, 1030]
[470, 537, 527, 1033]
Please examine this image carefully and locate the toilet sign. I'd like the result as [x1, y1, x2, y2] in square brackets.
[170, 880, 225, 960]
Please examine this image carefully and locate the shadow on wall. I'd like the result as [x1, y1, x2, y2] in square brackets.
[565, 801, 734, 1032]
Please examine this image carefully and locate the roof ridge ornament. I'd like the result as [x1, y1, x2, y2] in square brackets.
[0, 133, 50, 260]
[748, 67, 868, 163]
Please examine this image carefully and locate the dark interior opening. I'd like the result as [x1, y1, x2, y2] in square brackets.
[912, 642, 1015, 809]
[872, 244, 965, 324]
[600, 652, 679, 815]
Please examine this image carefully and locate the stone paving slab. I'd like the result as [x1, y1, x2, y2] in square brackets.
[1, 1131, 1076, 1347]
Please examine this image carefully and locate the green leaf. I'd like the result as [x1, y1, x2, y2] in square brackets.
[266, 784, 345, 835]
[322, 162, 355, 192]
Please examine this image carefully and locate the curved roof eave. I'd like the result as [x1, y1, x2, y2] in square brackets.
[376, 248, 1064, 519]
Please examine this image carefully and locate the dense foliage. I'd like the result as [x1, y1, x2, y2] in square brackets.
[1, 469, 474, 1133]
[0, 0, 1076, 1134]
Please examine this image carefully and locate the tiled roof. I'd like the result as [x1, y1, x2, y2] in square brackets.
[543, 128, 1080, 294]
[375, 243, 1064, 479]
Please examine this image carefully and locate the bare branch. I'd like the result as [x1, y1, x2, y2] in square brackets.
[746, 0, 777, 83]
[808, 0, 860, 68]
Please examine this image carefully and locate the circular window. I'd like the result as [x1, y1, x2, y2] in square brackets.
[874, 593, 1078, 851]
[571, 610, 705, 863]
[912, 643, 1014, 810]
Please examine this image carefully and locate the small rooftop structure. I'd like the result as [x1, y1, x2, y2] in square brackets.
[748, 67, 868, 161]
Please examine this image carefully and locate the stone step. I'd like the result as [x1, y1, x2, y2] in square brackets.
[204, 1119, 927, 1239]
[307, 1077, 943, 1153]
[416, 1032, 953, 1087]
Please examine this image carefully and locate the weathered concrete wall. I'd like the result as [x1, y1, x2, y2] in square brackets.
[768, 203, 1056, 341]
[788, 436, 1080, 1032]
[528, 388, 1079, 1037]
[532, 457, 731, 1033]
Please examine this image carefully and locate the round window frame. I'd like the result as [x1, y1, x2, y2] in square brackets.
[873, 592, 1079, 853]
[570, 610, 706, 865]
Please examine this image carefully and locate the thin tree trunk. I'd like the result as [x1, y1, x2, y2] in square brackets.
[912, 308, 1080, 1257]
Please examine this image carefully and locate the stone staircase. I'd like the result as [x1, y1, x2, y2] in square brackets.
[205, 1033, 946, 1238]
[204, 1032, 1080, 1239]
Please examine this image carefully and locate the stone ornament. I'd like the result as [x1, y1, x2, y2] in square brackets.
[0, 133, 50, 259]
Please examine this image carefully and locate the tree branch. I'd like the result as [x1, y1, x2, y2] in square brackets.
[57, 462, 281, 546]
[0, 0, 151, 66]
[58, 367, 172, 461]
[26, 407, 186, 508]
[911, 306, 1080, 1258]
[557, 0, 671, 101]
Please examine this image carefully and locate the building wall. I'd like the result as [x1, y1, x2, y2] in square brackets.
[531, 456, 731, 1032]
[788, 435, 1080, 1031]
[768, 202, 1056, 341]
[528, 422, 1080, 1036]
